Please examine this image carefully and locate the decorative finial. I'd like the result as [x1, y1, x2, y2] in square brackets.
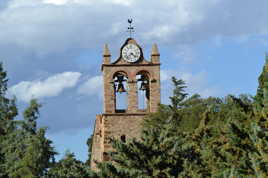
[127, 18, 134, 38]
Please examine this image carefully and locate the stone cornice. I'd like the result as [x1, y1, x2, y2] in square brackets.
[102, 113, 148, 116]
[102, 63, 160, 67]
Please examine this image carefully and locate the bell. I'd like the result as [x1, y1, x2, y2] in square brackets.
[117, 75, 125, 82]
[117, 83, 126, 93]
[139, 81, 148, 91]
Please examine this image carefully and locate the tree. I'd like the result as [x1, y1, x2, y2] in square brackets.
[0, 63, 17, 133]
[22, 99, 41, 134]
[144, 78, 220, 133]
[2, 99, 56, 178]
[0, 63, 18, 177]
[169, 77, 188, 110]
[96, 126, 199, 177]
[47, 151, 93, 178]
[190, 95, 255, 177]
[255, 54, 268, 117]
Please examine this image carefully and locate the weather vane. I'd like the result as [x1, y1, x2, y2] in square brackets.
[127, 18, 134, 38]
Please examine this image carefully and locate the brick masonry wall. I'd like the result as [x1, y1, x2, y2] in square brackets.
[90, 113, 146, 170]
[102, 114, 146, 149]
[90, 115, 103, 170]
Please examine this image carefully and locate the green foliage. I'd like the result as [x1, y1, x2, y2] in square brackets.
[169, 77, 188, 110]
[191, 95, 257, 177]
[1, 100, 56, 178]
[144, 84, 221, 133]
[96, 125, 205, 178]
[0, 63, 17, 135]
[23, 99, 41, 134]
[0, 63, 18, 177]
[255, 54, 268, 117]
[47, 151, 93, 178]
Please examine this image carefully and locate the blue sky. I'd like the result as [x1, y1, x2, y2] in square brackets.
[1, 0, 267, 161]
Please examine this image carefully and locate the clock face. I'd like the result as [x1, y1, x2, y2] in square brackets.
[122, 44, 141, 63]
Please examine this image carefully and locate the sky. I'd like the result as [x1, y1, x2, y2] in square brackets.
[1, 0, 268, 161]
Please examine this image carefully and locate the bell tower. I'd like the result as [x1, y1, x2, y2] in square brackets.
[90, 24, 160, 170]
[102, 38, 160, 114]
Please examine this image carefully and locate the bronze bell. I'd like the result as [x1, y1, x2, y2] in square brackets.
[139, 81, 148, 91]
[114, 74, 127, 93]
[117, 83, 126, 93]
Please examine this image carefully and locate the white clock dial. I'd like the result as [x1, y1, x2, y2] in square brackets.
[122, 44, 141, 63]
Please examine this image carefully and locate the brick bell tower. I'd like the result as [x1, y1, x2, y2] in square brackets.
[90, 34, 161, 170]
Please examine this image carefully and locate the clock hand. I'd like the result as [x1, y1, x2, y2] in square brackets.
[130, 53, 134, 58]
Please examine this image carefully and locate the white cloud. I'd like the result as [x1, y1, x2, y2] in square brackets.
[1, 0, 268, 49]
[42, 0, 133, 6]
[77, 75, 103, 98]
[43, 0, 72, 5]
[9, 72, 81, 102]
[143, 25, 174, 42]
[1, 0, 258, 55]
[0, 0, 266, 64]
[108, 0, 133, 6]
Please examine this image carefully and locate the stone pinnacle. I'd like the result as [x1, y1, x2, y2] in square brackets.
[103, 44, 110, 56]
[151, 43, 159, 55]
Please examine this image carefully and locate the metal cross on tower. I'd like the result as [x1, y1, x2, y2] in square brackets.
[127, 18, 134, 38]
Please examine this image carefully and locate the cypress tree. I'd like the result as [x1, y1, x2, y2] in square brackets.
[0, 63, 18, 177]
[2, 100, 56, 178]
[255, 54, 268, 117]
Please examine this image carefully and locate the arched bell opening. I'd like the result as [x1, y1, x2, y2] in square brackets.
[136, 71, 150, 111]
[113, 72, 128, 113]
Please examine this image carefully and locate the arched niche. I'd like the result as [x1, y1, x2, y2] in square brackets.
[113, 71, 128, 113]
[120, 135, 126, 143]
[136, 70, 150, 111]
